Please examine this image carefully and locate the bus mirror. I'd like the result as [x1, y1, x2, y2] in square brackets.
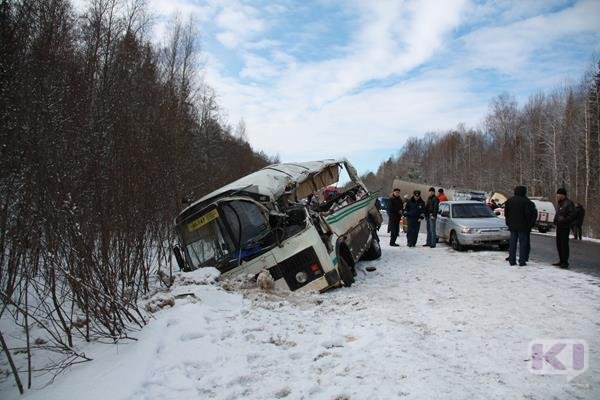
[173, 245, 187, 271]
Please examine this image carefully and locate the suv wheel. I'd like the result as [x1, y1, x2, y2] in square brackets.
[450, 231, 463, 251]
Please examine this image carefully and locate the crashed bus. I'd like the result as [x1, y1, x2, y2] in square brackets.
[173, 159, 383, 292]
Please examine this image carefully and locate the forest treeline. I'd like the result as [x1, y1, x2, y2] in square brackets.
[363, 61, 600, 237]
[0, 0, 274, 390]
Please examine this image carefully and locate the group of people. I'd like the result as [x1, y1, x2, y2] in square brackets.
[387, 184, 585, 269]
[503, 186, 580, 269]
[387, 187, 447, 248]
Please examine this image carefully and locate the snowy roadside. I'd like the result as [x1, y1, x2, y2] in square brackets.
[2, 228, 599, 400]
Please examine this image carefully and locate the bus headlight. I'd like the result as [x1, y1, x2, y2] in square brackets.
[295, 271, 308, 284]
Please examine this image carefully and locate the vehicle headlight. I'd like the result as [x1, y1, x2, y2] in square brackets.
[295, 271, 308, 284]
[461, 227, 476, 234]
[500, 227, 509, 231]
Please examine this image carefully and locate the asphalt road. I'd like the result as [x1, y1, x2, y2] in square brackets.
[529, 232, 600, 278]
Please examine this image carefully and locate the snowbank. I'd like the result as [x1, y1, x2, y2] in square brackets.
[2, 230, 599, 400]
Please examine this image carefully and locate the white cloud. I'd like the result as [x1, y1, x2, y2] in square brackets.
[126, 0, 600, 172]
[149, 0, 213, 19]
[246, 39, 282, 50]
[215, 31, 239, 48]
[209, 0, 468, 135]
[147, 0, 215, 45]
[461, 0, 600, 72]
[239, 53, 283, 80]
[214, 2, 266, 49]
[465, 0, 571, 24]
[205, 0, 471, 165]
[232, 70, 486, 160]
[264, 3, 288, 15]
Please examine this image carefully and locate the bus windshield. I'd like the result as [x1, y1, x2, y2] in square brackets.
[181, 208, 234, 269]
[221, 201, 270, 248]
[180, 201, 270, 270]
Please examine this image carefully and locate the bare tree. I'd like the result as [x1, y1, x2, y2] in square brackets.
[363, 60, 600, 237]
[0, 0, 272, 393]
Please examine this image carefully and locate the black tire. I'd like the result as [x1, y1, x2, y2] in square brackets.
[361, 237, 381, 260]
[338, 255, 355, 287]
[450, 231, 463, 251]
[361, 228, 382, 261]
[499, 243, 509, 251]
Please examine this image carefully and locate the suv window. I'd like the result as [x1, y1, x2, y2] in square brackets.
[439, 204, 450, 217]
[452, 203, 495, 218]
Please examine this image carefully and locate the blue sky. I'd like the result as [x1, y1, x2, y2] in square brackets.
[145, 0, 599, 174]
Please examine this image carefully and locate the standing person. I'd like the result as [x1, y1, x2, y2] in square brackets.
[504, 186, 537, 266]
[404, 190, 425, 247]
[553, 188, 576, 268]
[572, 203, 585, 240]
[402, 194, 410, 233]
[424, 187, 440, 247]
[437, 188, 448, 202]
[387, 188, 404, 247]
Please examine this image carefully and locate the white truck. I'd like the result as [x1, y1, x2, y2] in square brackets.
[530, 197, 556, 233]
[487, 193, 556, 233]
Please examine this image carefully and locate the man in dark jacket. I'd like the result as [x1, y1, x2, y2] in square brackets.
[572, 203, 585, 240]
[404, 190, 425, 247]
[387, 189, 404, 246]
[424, 187, 440, 248]
[553, 188, 576, 268]
[504, 186, 537, 266]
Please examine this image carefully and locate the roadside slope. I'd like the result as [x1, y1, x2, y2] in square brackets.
[3, 231, 599, 400]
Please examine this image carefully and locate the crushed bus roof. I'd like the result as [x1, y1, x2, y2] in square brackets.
[177, 158, 361, 223]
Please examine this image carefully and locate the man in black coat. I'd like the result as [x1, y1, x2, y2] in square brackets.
[572, 203, 585, 240]
[387, 188, 404, 246]
[504, 186, 537, 266]
[553, 188, 576, 268]
[424, 187, 440, 247]
[404, 190, 425, 247]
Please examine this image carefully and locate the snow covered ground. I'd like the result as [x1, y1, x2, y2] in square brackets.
[2, 227, 599, 400]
